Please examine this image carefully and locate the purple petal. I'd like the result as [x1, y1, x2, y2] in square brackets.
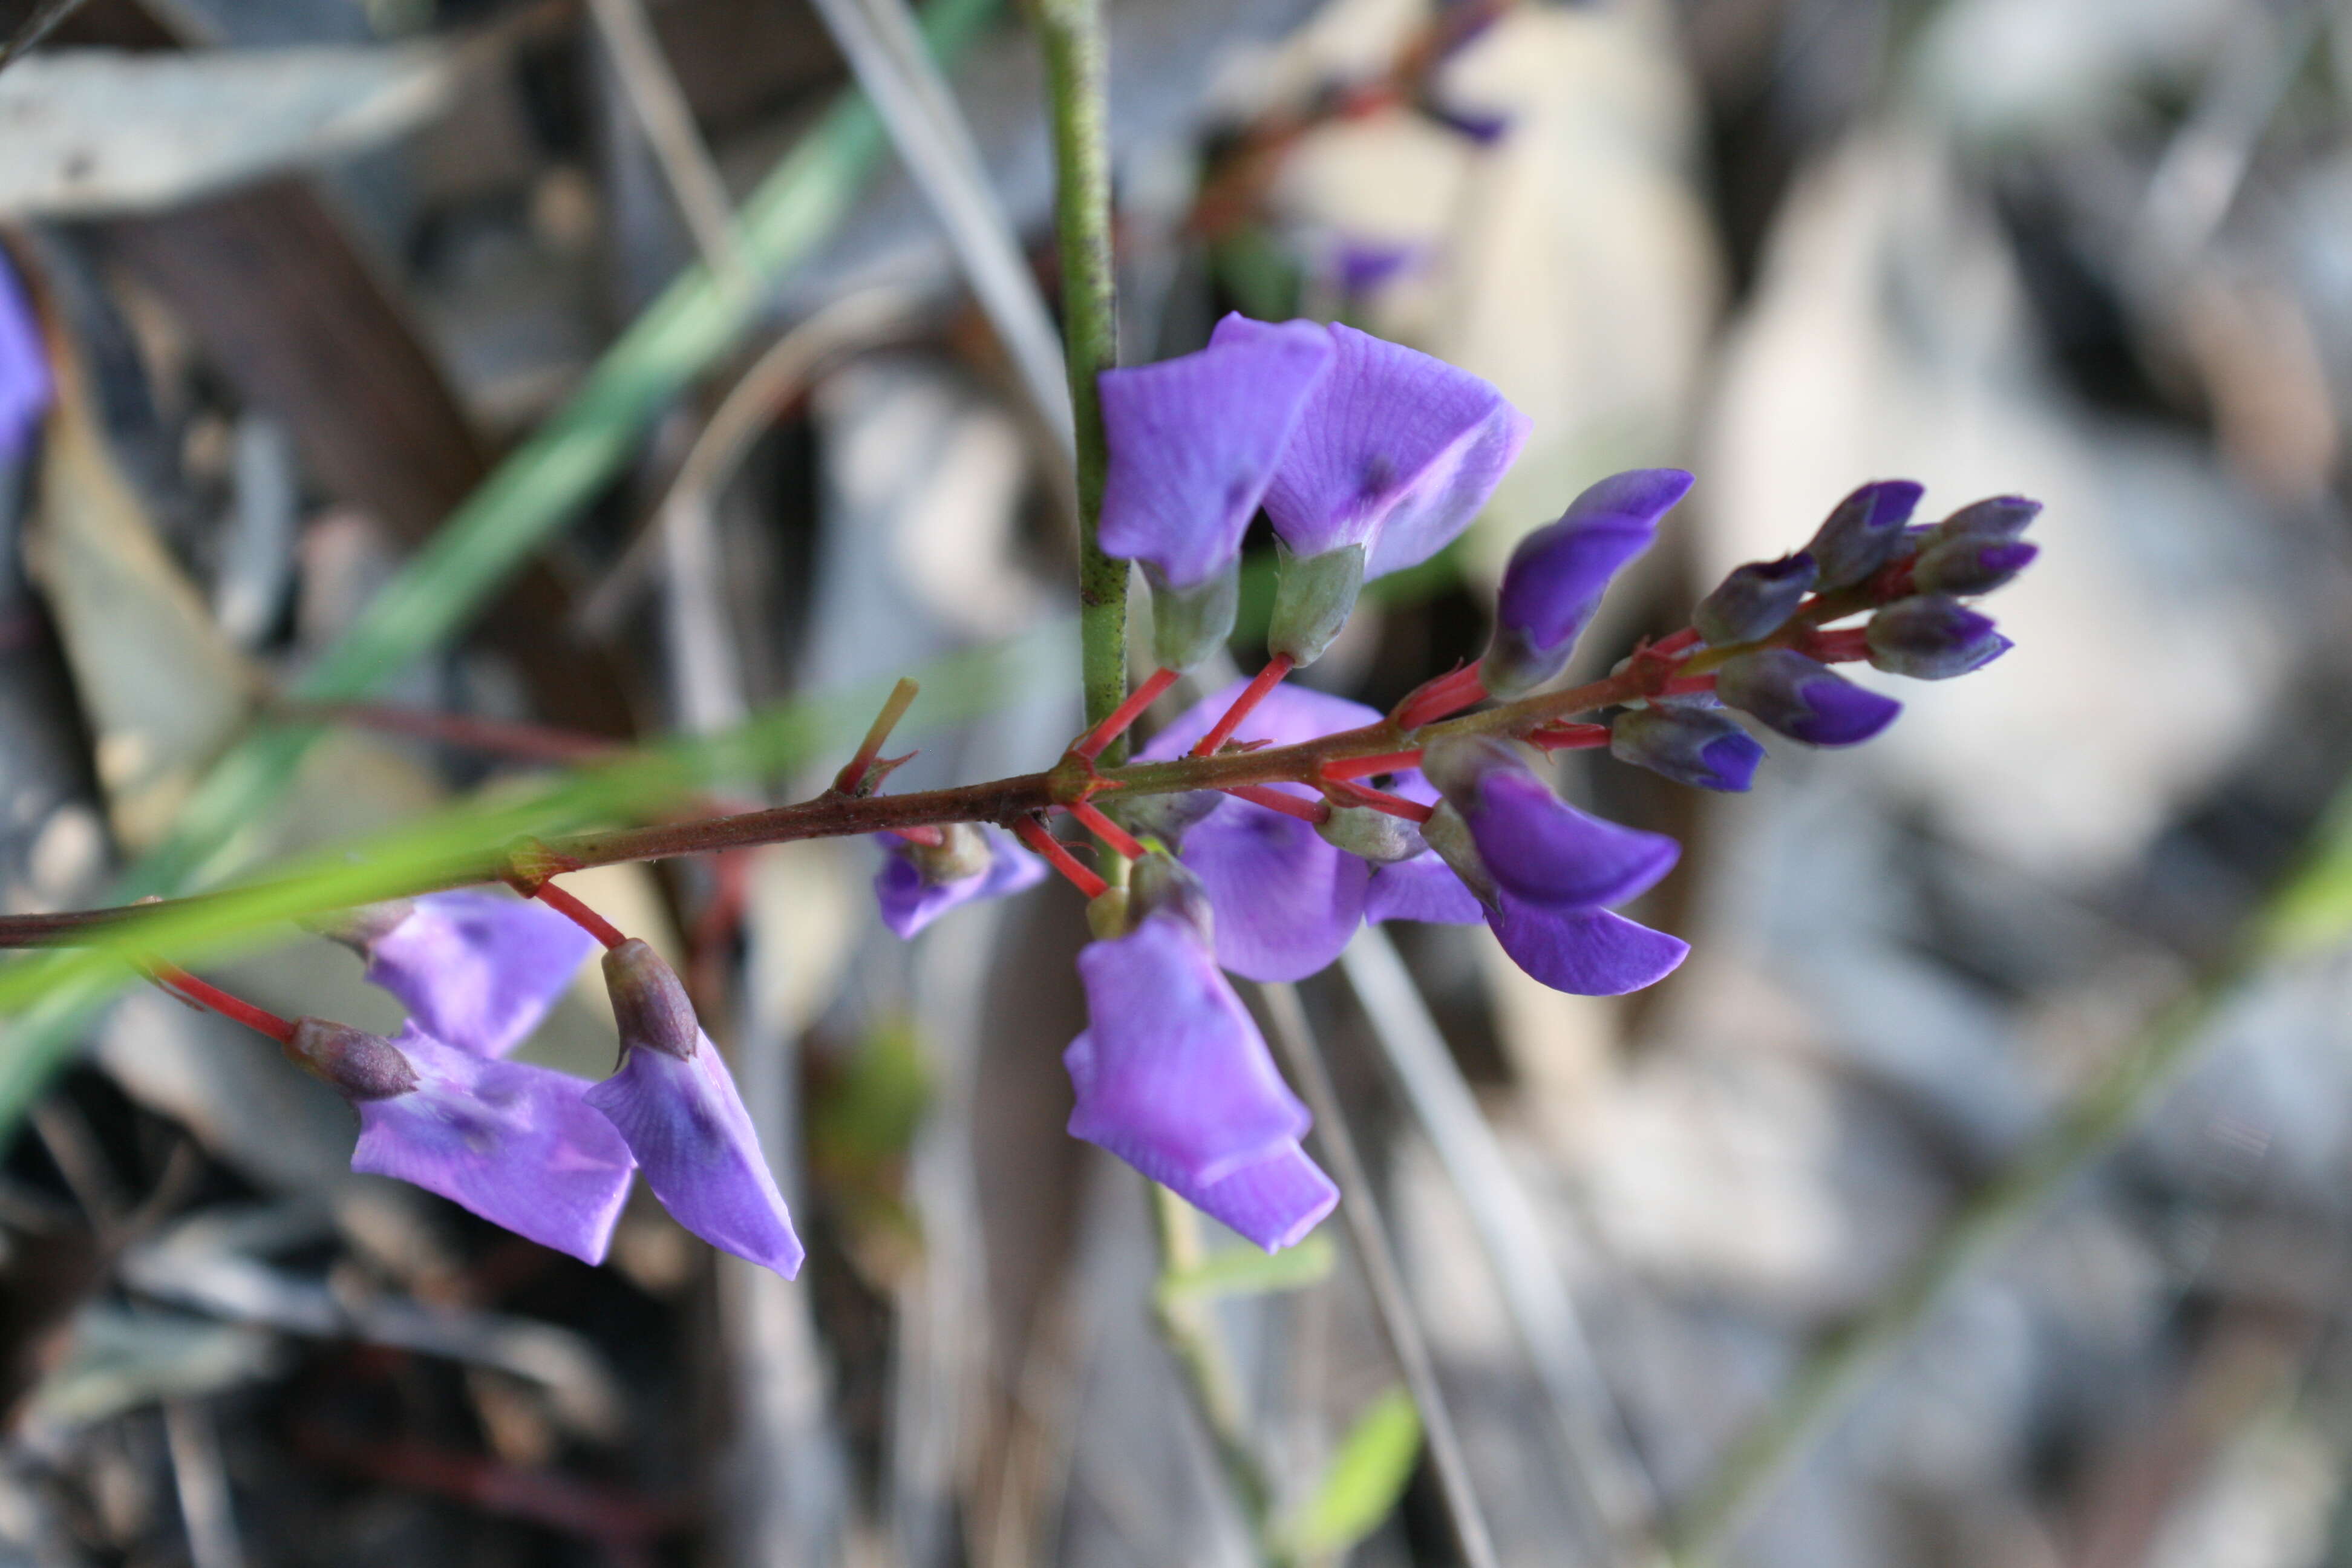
[1365, 852, 1485, 924]
[0, 253, 51, 463]
[872, 828, 1047, 940]
[1180, 797, 1370, 982]
[1494, 469, 1690, 654]
[1486, 901, 1689, 996]
[1468, 773, 1679, 909]
[584, 1032, 803, 1278]
[1099, 318, 1336, 589]
[351, 1027, 636, 1264]
[1138, 678, 1382, 762]
[1067, 911, 1314, 1185]
[365, 892, 598, 1059]
[1217, 318, 1530, 579]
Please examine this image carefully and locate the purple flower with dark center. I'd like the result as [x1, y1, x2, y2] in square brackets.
[1693, 552, 1817, 647]
[1866, 596, 2012, 679]
[1099, 317, 1334, 591]
[1063, 859, 1338, 1252]
[287, 1018, 637, 1265]
[873, 823, 1047, 939]
[0, 253, 51, 463]
[584, 940, 803, 1278]
[1804, 480, 1924, 589]
[1485, 469, 1690, 697]
[1214, 315, 1530, 580]
[336, 891, 598, 1059]
[1420, 736, 1679, 908]
[1610, 704, 1766, 792]
[1715, 648, 1900, 745]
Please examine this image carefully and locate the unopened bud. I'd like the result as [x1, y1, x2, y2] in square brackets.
[1147, 561, 1241, 673]
[1267, 544, 1365, 667]
[1693, 552, 1817, 645]
[302, 899, 415, 956]
[1317, 804, 1427, 864]
[603, 939, 699, 1060]
[288, 1018, 418, 1100]
[1912, 537, 2037, 596]
[1803, 480, 1922, 589]
[1610, 704, 1765, 791]
[1485, 469, 1685, 699]
[1716, 648, 1901, 747]
[1128, 852, 1215, 947]
[1865, 596, 2011, 679]
[909, 822, 994, 884]
[1108, 788, 1221, 850]
[1933, 495, 2040, 543]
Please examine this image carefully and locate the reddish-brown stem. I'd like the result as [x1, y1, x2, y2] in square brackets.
[1068, 799, 1145, 861]
[143, 959, 296, 1044]
[1073, 667, 1180, 762]
[1192, 655, 1294, 757]
[1652, 627, 1704, 656]
[1394, 663, 1487, 729]
[1223, 784, 1331, 825]
[529, 881, 627, 950]
[1322, 778, 1434, 824]
[1321, 750, 1424, 781]
[1800, 627, 1872, 662]
[834, 678, 922, 794]
[1526, 722, 1612, 752]
[1661, 674, 1719, 697]
[1013, 817, 1109, 900]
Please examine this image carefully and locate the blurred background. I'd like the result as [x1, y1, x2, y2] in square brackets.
[3, 0, 2352, 1563]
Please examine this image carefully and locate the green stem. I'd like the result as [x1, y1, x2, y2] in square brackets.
[1034, 0, 1127, 760]
[1150, 1183, 1278, 1557]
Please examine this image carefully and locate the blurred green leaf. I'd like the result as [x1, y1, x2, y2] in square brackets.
[1210, 226, 1303, 324]
[0, 0, 1004, 1137]
[1154, 1232, 1336, 1310]
[2256, 785, 2352, 956]
[1278, 1385, 1422, 1558]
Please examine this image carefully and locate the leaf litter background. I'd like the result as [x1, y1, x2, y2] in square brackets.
[4, 0, 2352, 1564]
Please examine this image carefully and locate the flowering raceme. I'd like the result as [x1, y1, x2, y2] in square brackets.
[49, 315, 2037, 1275]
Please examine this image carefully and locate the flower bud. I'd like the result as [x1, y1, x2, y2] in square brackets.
[1934, 494, 2039, 543]
[1693, 552, 1817, 646]
[1129, 851, 1215, 947]
[1484, 469, 1688, 699]
[1147, 561, 1240, 673]
[1803, 479, 1922, 589]
[1865, 596, 2011, 679]
[1316, 803, 1427, 864]
[1107, 789, 1221, 849]
[303, 899, 415, 956]
[603, 939, 699, 1061]
[1610, 705, 1765, 791]
[907, 822, 995, 885]
[1420, 734, 1678, 909]
[288, 1018, 419, 1100]
[1715, 648, 1901, 746]
[1912, 537, 2037, 596]
[1266, 544, 1366, 667]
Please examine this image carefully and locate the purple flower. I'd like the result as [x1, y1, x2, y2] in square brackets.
[1715, 648, 1901, 746]
[1486, 469, 1690, 697]
[0, 253, 51, 463]
[1610, 704, 1765, 791]
[1422, 736, 1679, 908]
[1485, 903, 1688, 995]
[584, 941, 803, 1278]
[1063, 865, 1338, 1252]
[1214, 315, 1530, 580]
[1693, 552, 1817, 647]
[285, 1019, 637, 1266]
[348, 891, 598, 1059]
[1098, 318, 1336, 590]
[873, 824, 1047, 940]
[1865, 596, 2012, 679]
[1803, 480, 1923, 589]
